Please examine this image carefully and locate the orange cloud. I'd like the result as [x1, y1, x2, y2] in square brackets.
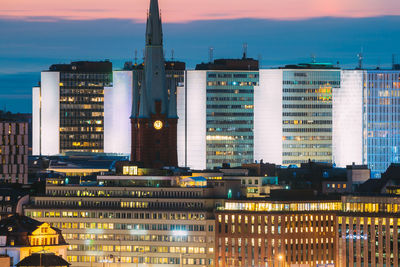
[1, 0, 399, 22]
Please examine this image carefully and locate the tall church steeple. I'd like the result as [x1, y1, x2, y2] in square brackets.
[131, 0, 178, 168]
[138, 0, 168, 118]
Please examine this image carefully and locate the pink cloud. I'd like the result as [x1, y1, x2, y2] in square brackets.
[1, 0, 399, 22]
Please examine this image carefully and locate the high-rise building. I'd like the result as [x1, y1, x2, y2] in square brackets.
[179, 65, 400, 175]
[253, 64, 341, 166]
[130, 0, 178, 168]
[0, 121, 28, 184]
[178, 59, 259, 169]
[363, 70, 400, 177]
[32, 61, 112, 155]
[332, 70, 364, 167]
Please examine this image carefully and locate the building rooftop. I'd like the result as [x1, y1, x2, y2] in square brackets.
[0, 111, 31, 123]
[196, 58, 259, 70]
[0, 214, 67, 247]
[17, 253, 70, 267]
[48, 61, 112, 73]
[281, 62, 340, 69]
[123, 60, 186, 71]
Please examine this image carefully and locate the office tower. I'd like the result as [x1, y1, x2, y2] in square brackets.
[25, 175, 219, 267]
[0, 121, 28, 184]
[332, 70, 364, 167]
[363, 70, 400, 177]
[255, 64, 340, 166]
[32, 61, 112, 155]
[103, 71, 133, 155]
[130, 0, 178, 167]
[178, 59, 259, 170]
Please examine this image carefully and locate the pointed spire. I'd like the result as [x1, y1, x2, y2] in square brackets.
[146, 0, 163, 46]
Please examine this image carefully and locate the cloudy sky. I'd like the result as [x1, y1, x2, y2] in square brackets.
[0, 0, 400, 112]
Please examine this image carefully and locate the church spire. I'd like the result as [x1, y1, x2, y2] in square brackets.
[146, 0, 163, 46]
[143, 0, 168, 116]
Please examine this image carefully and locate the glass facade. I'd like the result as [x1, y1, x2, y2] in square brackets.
[282, 70, 340, 165]
[364, 70, 400, 177]
[59, 72, 112, 153]
[206, 72, 258, 169]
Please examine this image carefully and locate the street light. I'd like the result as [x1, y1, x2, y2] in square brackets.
[264, 254, 285, 267]
[277, 254, 286, 267]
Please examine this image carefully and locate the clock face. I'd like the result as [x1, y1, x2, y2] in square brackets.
[153, 120, 163, 130]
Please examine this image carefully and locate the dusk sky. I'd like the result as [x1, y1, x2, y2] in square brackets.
[2, 0, 400, 21]
[0, 0, 400, 113]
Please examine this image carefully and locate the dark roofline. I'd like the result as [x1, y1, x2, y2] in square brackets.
[48, 61, 112, 73]
[280, 63, 340, 70]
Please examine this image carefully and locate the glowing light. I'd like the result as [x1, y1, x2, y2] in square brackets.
[172, 230, 188, 236]
[206, 135, 234, 141]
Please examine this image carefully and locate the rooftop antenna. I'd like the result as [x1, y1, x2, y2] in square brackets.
[209, 47, 214, 63]
[134, 49, 138, 65]
[242, 43, 248, 59]
[171, 49, 175, 61]
[357, 47, 363, 69]
[311, 54, 316, 63]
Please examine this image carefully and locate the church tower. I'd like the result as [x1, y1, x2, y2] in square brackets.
[131, 0, 178, 168]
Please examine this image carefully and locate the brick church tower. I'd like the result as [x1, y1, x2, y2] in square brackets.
[130, 0, 178, 168]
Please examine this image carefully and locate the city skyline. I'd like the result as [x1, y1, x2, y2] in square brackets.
[1, 0, 400, 113]
[1, 0, 400, 266]
[1, 15, 400, 113]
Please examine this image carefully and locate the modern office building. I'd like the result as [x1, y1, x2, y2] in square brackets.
[0, 121, 28, 184]
[332, 70, 364, 167]
[255, 63, 341, 166]
[178, 58, 259, 169]
[33, 61, 112, 155]
[24, 174, 231, 267]
[363, 70, 400, 177]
